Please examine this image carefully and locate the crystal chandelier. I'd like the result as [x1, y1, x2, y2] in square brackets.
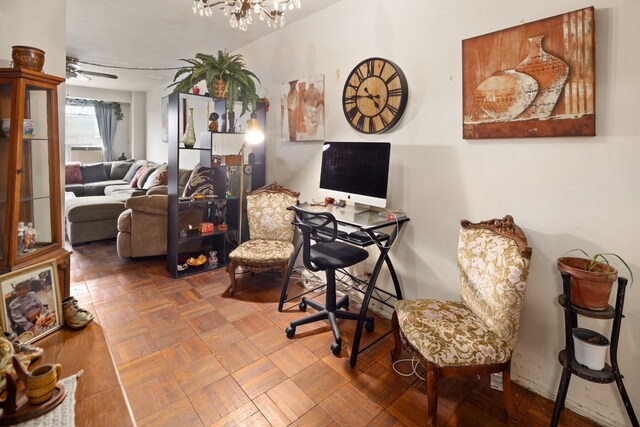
[192, 0, 302, 31]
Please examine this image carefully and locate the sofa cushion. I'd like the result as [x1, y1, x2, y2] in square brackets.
[183, 166, 215, 197]
[179, 169, 192, 188]
[129, 164, 150, 188]
[83, 180, 128, 196]
[66, 196, 126, 222]
[81, 163, 109, 183]
[123, 163, 142, 182]
[137, 163, 159, 189]
[65, 183, 85, 197]
[152, 169, 168, 187]
[125, 195, 168, 215]
[65, 162, 83, 184]
[143, 164, 167, 190]
[104, 184, 147, 198]
[109, 160, 135, 180]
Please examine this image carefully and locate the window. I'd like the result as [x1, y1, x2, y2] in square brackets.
[65, 105, 103, 147]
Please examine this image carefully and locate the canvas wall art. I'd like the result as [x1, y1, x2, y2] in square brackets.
[281, 74, 325, 142]
[462, 6, 595, 139]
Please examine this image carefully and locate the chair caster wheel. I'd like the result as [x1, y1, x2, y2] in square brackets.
[299, 301, 307, 312]
[285, 326, 296, 338]
[365, 319, 374, 332]
[331, 342, 341, 355]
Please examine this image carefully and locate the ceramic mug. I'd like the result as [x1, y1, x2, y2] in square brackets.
[25, 363, 62, 405]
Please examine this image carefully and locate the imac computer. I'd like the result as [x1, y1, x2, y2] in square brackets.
[319, 141, 391, 213]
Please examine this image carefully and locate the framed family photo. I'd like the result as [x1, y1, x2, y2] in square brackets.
[0, 260, 63, 343]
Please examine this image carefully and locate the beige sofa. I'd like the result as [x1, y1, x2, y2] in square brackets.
[116, 170, 202, 258]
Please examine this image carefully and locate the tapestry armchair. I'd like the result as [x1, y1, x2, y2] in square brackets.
[226, 182, 299, 295]
[391, 215, 532, 426]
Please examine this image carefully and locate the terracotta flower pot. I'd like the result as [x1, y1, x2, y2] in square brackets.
[213, 79, 227, 99]
[557, 257, 617, 311]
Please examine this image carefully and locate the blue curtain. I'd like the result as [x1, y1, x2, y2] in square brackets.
[94, 103, 118, 161]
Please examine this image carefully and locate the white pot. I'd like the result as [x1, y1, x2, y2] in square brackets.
[572, 327, 609, 370]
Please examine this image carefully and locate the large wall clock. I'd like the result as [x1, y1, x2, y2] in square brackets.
[342, 57, 408, 134]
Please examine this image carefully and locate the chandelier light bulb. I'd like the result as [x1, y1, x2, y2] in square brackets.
[194, 0, 301, 30]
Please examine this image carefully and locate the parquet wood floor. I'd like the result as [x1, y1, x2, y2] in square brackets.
[69, 240, 601, 426]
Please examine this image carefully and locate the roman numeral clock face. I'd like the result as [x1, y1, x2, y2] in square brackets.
[342, 57, 408, 134]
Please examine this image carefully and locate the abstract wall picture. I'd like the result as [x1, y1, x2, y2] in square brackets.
[462, 7, 595, 139]
[281, 74, 325, 142]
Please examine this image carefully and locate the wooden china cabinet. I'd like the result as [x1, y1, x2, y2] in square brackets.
[0, 68, 71, 298]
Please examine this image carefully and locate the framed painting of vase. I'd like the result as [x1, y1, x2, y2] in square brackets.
[462, 6, 595, 139]
[281, 74, 325, 142]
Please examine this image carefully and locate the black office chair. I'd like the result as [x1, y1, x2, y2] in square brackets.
[285, 206, 374, 355]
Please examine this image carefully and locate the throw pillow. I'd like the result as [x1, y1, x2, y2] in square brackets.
[81, 163, 109, 183]
[152, 169, 168, 187]
[129, 164, 149, 188]
[143, 164, 167, 190]
[65, 162, 83, 184]
[123, 163, 141, 182]
[137, 163, 159, 189]
[109, 160, 134, 180]
[183, 166, 216, 197]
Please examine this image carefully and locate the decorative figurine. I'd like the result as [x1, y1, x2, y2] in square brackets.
[16, 222, 25, 254]
[208, 112, 219, 132]
[23, 222, 37, 253]
[118, 152, 127, 160]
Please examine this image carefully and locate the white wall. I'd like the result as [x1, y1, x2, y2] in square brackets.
[1, 0, 67, 234]
[66, 86, 146, 160]
[231, 1, 640, 425]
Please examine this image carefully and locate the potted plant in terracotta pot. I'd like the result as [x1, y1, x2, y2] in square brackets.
[557, 250, 633, 311]
[169, 50, 261, 118]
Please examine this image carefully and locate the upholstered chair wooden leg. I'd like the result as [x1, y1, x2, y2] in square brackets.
[390, 311, 403, 362]
[281, 263, 288, 282]
[226, 261, 237, 296]
[426, 364, 439, 427]
[502, 365, 517, 419]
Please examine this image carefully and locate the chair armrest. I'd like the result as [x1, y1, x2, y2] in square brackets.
[147, 185, 168, 195]
[124, 195, 168, 215]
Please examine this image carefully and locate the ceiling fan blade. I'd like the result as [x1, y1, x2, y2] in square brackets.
[80, 70, 118, 80]
[75, 71, 92, 81]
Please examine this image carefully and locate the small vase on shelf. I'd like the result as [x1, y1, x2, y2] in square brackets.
[183, 108, 196, 148]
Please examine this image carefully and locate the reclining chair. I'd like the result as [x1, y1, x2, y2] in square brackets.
[285, 206, 374, 355]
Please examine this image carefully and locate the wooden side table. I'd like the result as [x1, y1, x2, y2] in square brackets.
[551, 272, 638, 426]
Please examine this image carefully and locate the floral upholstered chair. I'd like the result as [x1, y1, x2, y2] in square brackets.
[226, 182, 299, 296]
[391, 216, 532, 426]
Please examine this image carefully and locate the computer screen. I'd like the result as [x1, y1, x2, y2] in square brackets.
[319, 141, 391, 209]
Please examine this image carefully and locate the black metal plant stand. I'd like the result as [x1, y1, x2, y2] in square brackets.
[551, 272, 638, 426]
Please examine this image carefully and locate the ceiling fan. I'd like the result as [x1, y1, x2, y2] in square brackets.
[66, 57, 118, 81]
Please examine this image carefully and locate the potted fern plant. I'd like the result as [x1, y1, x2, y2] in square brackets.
[169, 50, 261, 118]
[557, 250, 633, 311]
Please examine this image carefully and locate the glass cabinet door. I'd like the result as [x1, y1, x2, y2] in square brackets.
[0, 83, 10, 261]
[17, 85, 54, 259]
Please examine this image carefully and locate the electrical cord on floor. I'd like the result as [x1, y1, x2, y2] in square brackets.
[392, 356, 425, 381]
